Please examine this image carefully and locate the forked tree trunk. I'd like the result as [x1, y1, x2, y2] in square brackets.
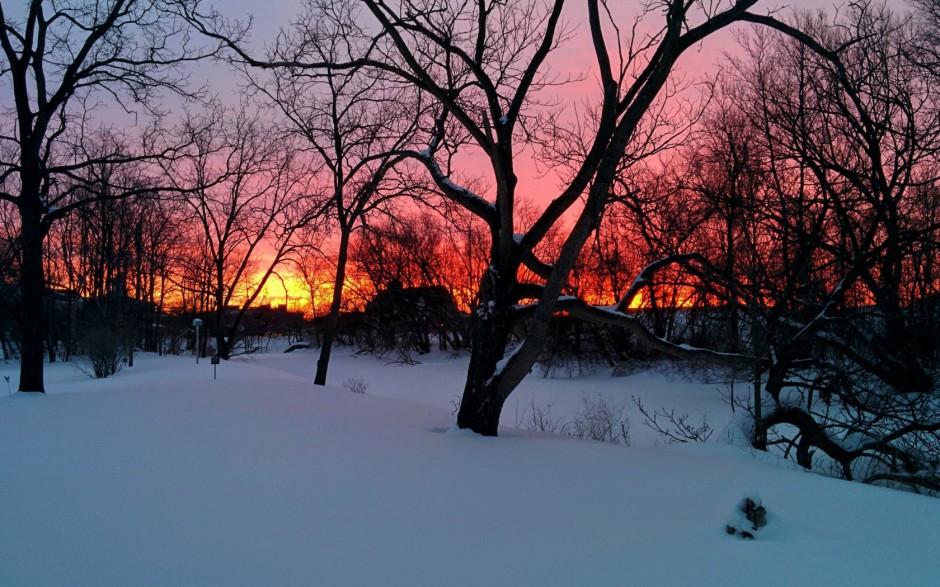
[455, 260, 533, 436]
[456, 311, 516, 435]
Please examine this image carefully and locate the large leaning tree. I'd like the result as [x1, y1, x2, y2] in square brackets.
[185, 0, 809, 434]
[0, 0, 222, 392]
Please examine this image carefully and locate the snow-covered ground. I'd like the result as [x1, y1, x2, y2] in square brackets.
[1, 348, 938, 586]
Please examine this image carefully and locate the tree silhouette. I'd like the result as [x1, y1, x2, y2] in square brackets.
[0, 0, 222, 391]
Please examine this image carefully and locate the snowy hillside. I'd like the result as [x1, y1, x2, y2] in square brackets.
[2, 351, 938, 586]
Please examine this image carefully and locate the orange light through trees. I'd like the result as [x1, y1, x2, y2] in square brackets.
[251, 268, 376, 319]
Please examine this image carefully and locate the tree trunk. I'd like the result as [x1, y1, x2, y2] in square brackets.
[0, 327, 10, 361]
[215, 317, 229, 360]
[752, 360, 765, 450]
[45, 332, 57, 363]
[127, 321, 135, 368]
[456, 263, 522, 435]
[18, 204, 46, 392]
[456, 312, 516, 435]
[213, 262, 230, 359]
[314, 230, 350, 386]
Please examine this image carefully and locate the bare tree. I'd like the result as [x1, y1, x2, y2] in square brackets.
[45, 134, 154, 363]
[0, 0, 222, 391]
[913, 0, 940, 56]
[249, 0, 425, 385]
[183, 0, 805, 434]
[166, 103, 315, 359]
[0, 198, 19, 359]
[713, 3, 940, 490]
[354, 209, 445, 292]
[435, 199, 491, 314]
[288, 223, 334, 321]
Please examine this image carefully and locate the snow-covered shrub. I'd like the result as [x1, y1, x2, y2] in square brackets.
[633, 396, 713, 443]
[568, 392, 631, 445]
[342, 377, 368, 394]
[516, 400, 567, 435]
[519, 393, 631, 445]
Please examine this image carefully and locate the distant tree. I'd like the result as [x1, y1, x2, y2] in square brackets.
[248, 0, 426, 385]
[352, 207, 472, 354]
[0, 199, 19, 359]
[166, 103, 315, 359]
[0, 0, 222, 391]
[288, 223, 335, 321]
[435, 200, 491, 313]
[49, 165, 188, 360]
[126, 192, 189, 355]
[354, 209, 444, 292]
[913, 0, 940, 52]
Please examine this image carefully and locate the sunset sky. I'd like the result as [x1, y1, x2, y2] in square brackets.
[0, 0, 896, 317]
[207, 0, 857, 312]
[211, 0, 845, 204]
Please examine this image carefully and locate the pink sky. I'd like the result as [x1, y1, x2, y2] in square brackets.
[214, 0, 850, 210]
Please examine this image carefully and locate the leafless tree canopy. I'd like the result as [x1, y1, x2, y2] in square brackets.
[0, 0, 225, 391]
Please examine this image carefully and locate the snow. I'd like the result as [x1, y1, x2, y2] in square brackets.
[491, 342, 522, 380]
[423, 155, 495, 212]
[1, 349, 939, 586]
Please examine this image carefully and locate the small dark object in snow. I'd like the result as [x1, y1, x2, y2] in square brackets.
[744, 497, 767, 529]
[727, 495, 767, 539]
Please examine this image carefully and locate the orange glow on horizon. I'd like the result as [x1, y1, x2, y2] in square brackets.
[251, 269, 377, 318]
[626, 285, 709, 310]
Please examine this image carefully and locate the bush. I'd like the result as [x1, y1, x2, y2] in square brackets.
[516, 400, 567, 435]
[518, 392, 631, 445]
[569, 392, 631, 445]
[77, 326, 126, 379]
[342, 377, 369, 394]
[633, 396, 713, 443]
